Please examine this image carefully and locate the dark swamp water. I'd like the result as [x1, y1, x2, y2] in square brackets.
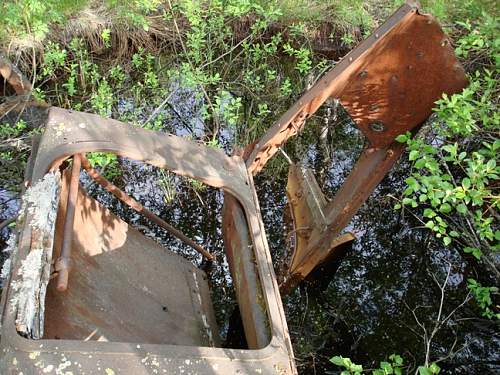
[1, 85, 498, 374]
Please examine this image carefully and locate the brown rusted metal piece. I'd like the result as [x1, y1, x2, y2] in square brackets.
[55, 154, 81, 292]
[222, 193, 270, 348]
[280, 163, 356, 294]
[280, 142, 407, 293]
[80, 154, 215, 261]
[246, 3, 468, 174]
[47, 181, 220, 346]
[0, 55, 32, 95]
[1, 107, 296, 374]
[243, 2, 468, 294]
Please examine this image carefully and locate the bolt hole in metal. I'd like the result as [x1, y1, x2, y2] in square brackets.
[369, 122, 385, 132]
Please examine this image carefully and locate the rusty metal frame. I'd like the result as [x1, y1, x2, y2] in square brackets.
[244, 2, 468, 292]
[246, 2, 467, 174]
[0, 107, 296, 374]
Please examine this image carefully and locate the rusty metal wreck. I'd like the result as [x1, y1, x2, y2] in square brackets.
[0, 2, 467, 374]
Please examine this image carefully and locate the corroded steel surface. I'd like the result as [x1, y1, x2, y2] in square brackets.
[246, 2, 468, 174]
[280, 164, 356, 294]
[0, 108, 296, 374]
[285, 142, 407, 289]
[222, 193, 270, 349]
[55, 154, 81, 292]
[47, 177, 219, 346]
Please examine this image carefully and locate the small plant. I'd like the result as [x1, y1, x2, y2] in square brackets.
[330, 355, 363, 374]
[467, 279, 500, 319]
[91, 79, 114, 117]
[283, 43, 313, 74]
[417, 363, 441, 375]
[86, 152, 120, 180]
[393, 13, 499, 321]
[330, 354, 405, 375]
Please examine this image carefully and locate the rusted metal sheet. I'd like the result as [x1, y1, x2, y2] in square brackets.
[246, 2, 468, 174]
[0, 107, 296, 374]
[47, 175, 219, 346]
[222, 193, 270, 349]
[281, 142, 407, 293]
[280, 164, 355, 294]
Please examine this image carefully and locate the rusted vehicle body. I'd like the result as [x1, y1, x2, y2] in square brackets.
[0, 1, 467, 374]
[0, 108, 295, 374]
[245, 2, 467, 293]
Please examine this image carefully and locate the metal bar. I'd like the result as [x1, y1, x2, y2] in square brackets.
[80, 154, 215, 261]
[288, 142, 405, 283]
[222, 192, 270, 349]
[56, 154, 82, 292]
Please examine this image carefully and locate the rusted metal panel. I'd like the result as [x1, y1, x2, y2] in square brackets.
[286, 164, 328, 271]
[46, 177, 219, 346]
[0, 107, 297, 374]
[284, 142, 406, 291]
[222, 193, 270, 349]
[338, 10, 467, 147]
[246, 2, 468, 174]
[281, 164, 355, 294]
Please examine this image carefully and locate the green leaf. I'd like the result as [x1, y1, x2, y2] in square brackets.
[330, 356, 344, 366]
[389, 354, 403, 365]
[380, 361, 393, 374]
[464, 247, 482, 259]
[423, 208, 436, 218]
[429, 362, 441, 374]
[418, 366, 431, 375]
[409, 150, 419, 161]
[395, 134, 408, 143]
[457, 204, 467, 214]
[351, 364, 363, 372]
[439, 203, 452, 213]
[415, 158, 426, 169]
[443, 236, 452, 246]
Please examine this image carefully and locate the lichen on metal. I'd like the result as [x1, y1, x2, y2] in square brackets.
[8, 171, 61, 339]
[0, 234, 17, 286]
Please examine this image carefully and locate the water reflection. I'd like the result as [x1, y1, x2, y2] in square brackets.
[256, 108, 499, 374]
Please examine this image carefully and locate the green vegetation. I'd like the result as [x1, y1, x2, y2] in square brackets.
[394, 11, 499, 320]
[0, 0, 162, 42]
[330, 354, 407, 375]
